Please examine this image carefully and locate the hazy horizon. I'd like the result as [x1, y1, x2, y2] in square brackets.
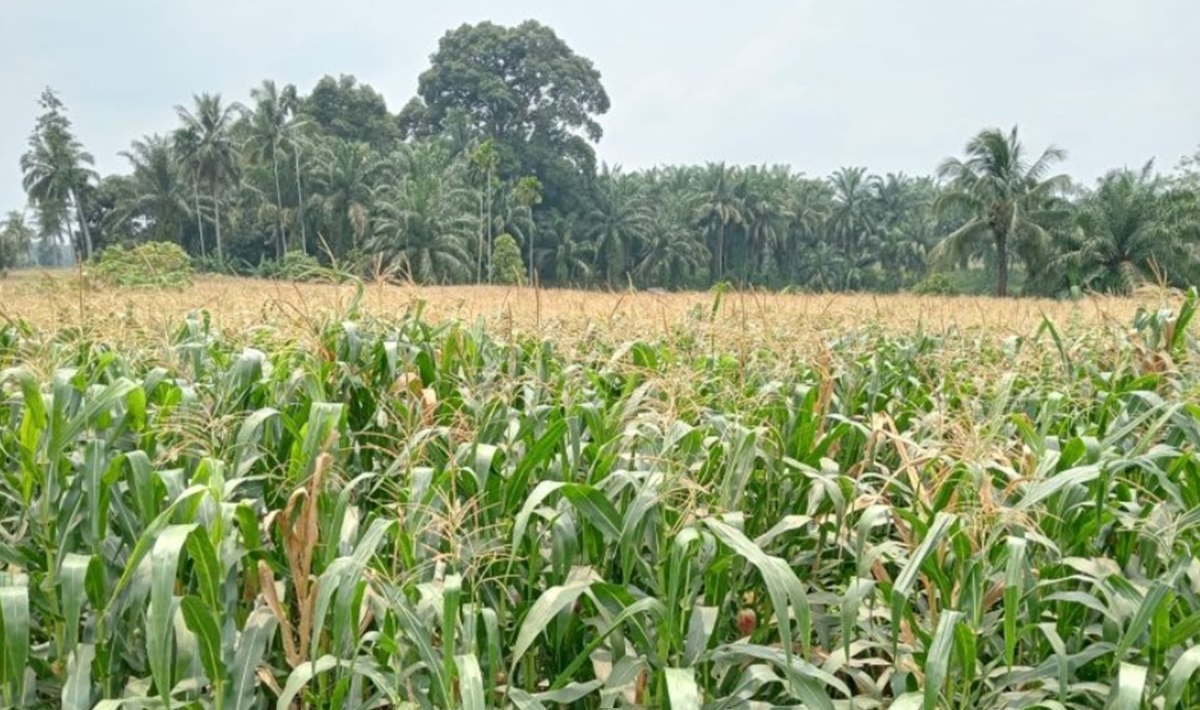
[3, 0, 1198, 213]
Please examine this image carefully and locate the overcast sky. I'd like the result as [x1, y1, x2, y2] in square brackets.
[3, 0, 1198, 212]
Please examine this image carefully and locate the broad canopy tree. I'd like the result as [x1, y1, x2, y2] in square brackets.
[399, 20, 610, 215]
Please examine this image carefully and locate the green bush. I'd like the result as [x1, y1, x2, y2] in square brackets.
[491, 232, 526, 285]
[91, 241, 194, 288]
[911, 273, 956, 295]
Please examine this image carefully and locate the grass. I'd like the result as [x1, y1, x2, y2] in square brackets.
[0, 273, 1199, 709]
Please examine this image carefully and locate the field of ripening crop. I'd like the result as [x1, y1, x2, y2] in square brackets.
[1, 275, 1199, 709]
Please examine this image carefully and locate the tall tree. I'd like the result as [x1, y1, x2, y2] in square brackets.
[0, 211, 35, 273]
[933, 126, 1070, 296]
[512, 176, 543, 281]
[20, 88, 97, 260]
[174, 93, 239, 261]
[696, 163, 744, 283]
[587, 166, 649, 286]
[302, 75, 398, 149]
[310, 137, 386, 257]
[245, 81, 302, 258]
[1050, 163, 1198, 293]
[470, 140, 500, 282]
[107, 135, 193, 245]
[401, 20, 609, 215]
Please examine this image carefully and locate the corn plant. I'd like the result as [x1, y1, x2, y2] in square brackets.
[0, 287, 1199, 709]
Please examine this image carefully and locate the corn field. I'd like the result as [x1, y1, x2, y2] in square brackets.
[2, 285, 1200, 709]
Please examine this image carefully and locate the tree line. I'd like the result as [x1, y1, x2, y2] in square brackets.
[5, 19, 1199, 295]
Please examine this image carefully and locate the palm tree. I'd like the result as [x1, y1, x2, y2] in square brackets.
[311, 137, 387, 257]
[587, 167, 650, 286]
[635, 196, 708, 289]
[245, 80, 294, 259]
[0, 211, 35, 272]
[369, 170, 476, 283]
[1050, 163, 1198, 293]
[828, 167, 874, 258]
[538, 214, 594, 285]
[20, 89, 98, 260]
[512, 176, 543, 282]
[470, 140, 500, 282]
[696, 163, 744, 283]
[107, 135, 193, 245]
[933, 126, 1070, 296]
[174, 93, 240, 261]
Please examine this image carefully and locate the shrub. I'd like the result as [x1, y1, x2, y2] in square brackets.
[91, 241, 194, 288]
[491, 232, 526, 285]
[911, 273, 956, 295]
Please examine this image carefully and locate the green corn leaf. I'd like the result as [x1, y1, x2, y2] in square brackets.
[147, 524, 197, 707]
[683, 606, 718, 667]
[505, 418, 568, 513]
[665, 667, 701, 709]
[891, 512, 955, 657]
[61, 643, 94, 710]
[184, 530, 222, 613]
[1004, 536, 1027, 668]
[888, 693, 923, 710]
[0, 584, 30, 706]
[1163, 645, 1200, 709]
[100, 485, 208, 637]
[1113, 662, 1148, 710]
[510, 579, 593, 674]
[923, 610, 963, 710]
[455, 654, 486, 710]
[443, 574, 463, 692]
[179, 596, 225, 697]
[704, 517, 814, 698]
[275, 655, 397, 710]
[841, 577, 875, 660]
[229, 608, 277, 710]
[1115, 560, 1187, 664]
[59, 553, 95, 655]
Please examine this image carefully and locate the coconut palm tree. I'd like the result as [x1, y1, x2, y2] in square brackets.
[20, 89, 98, 260]
[933, 126, 1071, 296]
[512, 176, 543, 281]
[173, 93, 240, 262]
[244, 80, 295, 258]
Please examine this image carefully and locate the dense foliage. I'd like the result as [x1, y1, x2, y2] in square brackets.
[1, 287, 1199, 708]
[89, 241, 194, 289]
[9, 20, 1200, 295]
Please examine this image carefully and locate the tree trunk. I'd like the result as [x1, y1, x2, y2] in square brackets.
[716, 222, 725, 282]
[528, 224, 534, 286]
[212, 183, 223, 262]
[294, 148, 307, 254]
[485, 167, 493, 283]
[194, 179, 206, 258]
[70, 188, 93, 261]
[477, 192, 484, 283]
[272, 147, 285, 258]
[996, 231, 1008, 297]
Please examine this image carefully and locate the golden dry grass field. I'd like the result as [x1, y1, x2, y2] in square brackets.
[0, 270, 1157, 351]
